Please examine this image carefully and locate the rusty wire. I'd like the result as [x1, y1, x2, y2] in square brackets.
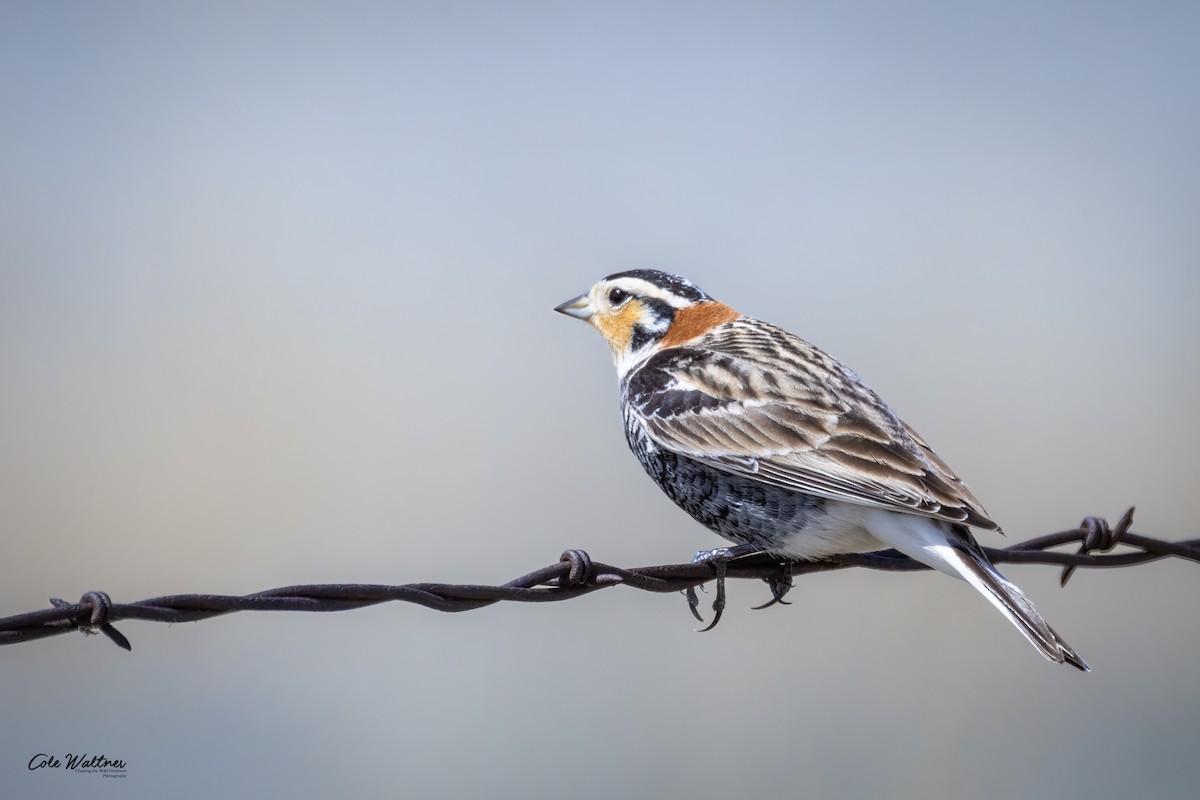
[1, 507, 1196, 651]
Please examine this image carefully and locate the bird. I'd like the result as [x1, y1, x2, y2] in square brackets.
[555, 269, 1088, 670]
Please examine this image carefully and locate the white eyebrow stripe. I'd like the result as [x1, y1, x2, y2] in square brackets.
[607, 278, 695, 308]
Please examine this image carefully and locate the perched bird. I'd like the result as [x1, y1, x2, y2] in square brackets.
[555, 269, 1087, 670]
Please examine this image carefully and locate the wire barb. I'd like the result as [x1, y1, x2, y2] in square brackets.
[558, 549, 594, 586]
[1, 508, 1196, 652]
[47, 592, 132, 651]
[1060, 507, 1136, 587]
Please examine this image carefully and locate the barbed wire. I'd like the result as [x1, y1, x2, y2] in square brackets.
[2, 507, 1196, 651]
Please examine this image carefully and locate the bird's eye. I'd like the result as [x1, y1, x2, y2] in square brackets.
[608, 287, 630, 306]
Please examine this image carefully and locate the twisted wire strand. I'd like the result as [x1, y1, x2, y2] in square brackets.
[2, 507, 1195, 651]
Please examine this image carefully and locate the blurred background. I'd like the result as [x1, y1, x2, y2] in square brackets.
[2, 2, 1197, 798]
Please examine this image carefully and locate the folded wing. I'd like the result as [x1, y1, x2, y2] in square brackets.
[624, 321, 998, 531]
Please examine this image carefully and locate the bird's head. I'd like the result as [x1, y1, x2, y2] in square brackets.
[555, 269, 740, 374]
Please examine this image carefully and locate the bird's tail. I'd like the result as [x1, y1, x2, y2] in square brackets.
[865, 511, 1089, 671]
[944, 541, 1089, 671]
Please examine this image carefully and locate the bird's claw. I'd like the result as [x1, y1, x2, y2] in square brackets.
[682, 545, 765, 629]
[752, 560, 795, 610]
[696, 555, 729, 632]
[688, 547, 744, 632]
[684, 585, 704, 622]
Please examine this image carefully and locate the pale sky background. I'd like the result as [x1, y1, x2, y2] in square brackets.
[2, 2, 1198, 798]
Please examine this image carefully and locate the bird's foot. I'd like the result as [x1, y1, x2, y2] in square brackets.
[751, 559, 795, 610]
[691, 544, 759, 565]
[685, 544, 758, 631]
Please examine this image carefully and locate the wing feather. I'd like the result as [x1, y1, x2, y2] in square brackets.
[624, 321, 998, 531]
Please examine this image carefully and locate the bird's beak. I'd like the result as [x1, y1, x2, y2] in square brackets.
[554, 293, 594, 321]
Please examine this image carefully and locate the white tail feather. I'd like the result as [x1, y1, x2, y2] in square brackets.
[864, 509, 1089, 671]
